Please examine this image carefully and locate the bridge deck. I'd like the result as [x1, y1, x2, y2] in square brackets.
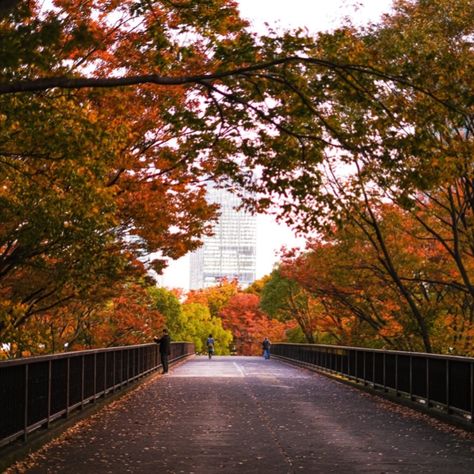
[12, 356, 474, 473]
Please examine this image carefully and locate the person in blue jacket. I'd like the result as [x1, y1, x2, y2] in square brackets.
[206, 334, 215, 359]
[262, 337, 271, 359]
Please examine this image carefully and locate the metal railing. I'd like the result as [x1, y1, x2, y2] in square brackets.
[0, 342, 194, 448]
[272, 343, 474, 425]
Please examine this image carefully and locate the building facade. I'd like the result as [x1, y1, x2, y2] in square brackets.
[189, 186, 257, 289]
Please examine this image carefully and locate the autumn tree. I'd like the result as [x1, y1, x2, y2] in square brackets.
[244, 275, 271, 296]
[2, 0, 473, 355]
[279, 199, 474, 355]
[83, 282, 165, 348]
[186, 279, 240, 318]
[260, 269, 320, 343]
[253, 0, 474, 354]
[219, 292, 289, 355]
[180, 302, 233, 354]
[0, 70, 218, 345]
[2, 277, 166, 358]
[148, 287, 187, 340]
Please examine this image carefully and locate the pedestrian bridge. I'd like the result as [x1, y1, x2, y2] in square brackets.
[2, 354, 474, 473]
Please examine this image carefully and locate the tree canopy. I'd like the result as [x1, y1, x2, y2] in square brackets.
[1, 0, 473, 355]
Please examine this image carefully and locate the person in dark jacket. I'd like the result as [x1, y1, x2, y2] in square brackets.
[154, 329, 171, 374]
[262, 337, 271, 359]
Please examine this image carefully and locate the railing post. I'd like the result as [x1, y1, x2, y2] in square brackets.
[23, 364, 29, 441]
[138, 347, 141, 374]
[93, 352, 97, 402]
[127, 349, 130, 384]
[81, 355, 85, 409]
[47, 359, 52, 427]
[395, 354, 399, 396]
[119, 349, 123, 386]
[112, 351, 116, 392]
[134, 347, 137, 376]
[409, 356, 413, 400]
[426, 358, 430, 407]
[363, 351, 367, 385]
[137, 347, 141, 375]
[446, 359, 450, 414]
[355, 350, 358, 381]
[104, 351, 107, 395]
[372, 352, 376, 387]
[470, 362, 474, 424]
[383, 353, 386, 391]
[65, 357, 70, 418]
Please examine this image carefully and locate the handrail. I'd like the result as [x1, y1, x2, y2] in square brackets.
[0, 343, 157, 367]
[272, 343, 474, 427]
[274, 342, 472, 362]
[0, 342, 194, 448]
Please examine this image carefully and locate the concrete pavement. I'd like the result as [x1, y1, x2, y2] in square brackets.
[6, 356, 474, 473]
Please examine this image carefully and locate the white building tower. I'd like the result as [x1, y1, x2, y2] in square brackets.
[189, 185, 257, 289]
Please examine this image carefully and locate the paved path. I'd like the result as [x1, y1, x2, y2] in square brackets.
[9, 356, 474, 473]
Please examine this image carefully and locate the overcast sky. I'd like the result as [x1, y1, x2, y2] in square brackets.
[159, 0, 394, 289]
[237, 0, 393, 32]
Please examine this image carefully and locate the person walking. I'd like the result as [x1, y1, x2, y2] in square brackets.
[154, 328, 171, 374]
[262, 337, 271, 359]
[206, 334, 215, 359]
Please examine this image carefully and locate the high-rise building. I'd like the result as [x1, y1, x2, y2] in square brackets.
[189, 185, 257, 289]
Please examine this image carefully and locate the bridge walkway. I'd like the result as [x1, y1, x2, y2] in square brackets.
[9, 356, 474, 473]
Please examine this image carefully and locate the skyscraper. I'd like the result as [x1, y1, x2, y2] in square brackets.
[189, 185, 257, 289]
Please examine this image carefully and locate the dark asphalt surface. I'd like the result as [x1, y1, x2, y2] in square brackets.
[7, 356, 474, 473]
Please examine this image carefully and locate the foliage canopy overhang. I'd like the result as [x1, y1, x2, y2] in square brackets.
[1, 0, 474, 354]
